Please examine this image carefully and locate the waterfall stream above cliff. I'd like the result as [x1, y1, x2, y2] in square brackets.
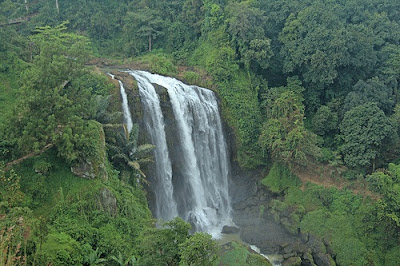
[129, 70, 232, 237]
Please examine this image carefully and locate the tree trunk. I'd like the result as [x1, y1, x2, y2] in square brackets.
[55, 0, 59, 14]
[148, 33, 152, 52]
[24, 0, 29, 12]
[372, 159, 376, 172]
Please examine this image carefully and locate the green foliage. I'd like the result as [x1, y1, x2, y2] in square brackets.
[344, 77, 395, 114]
[0, 167, 26, 210]
[261, 163, 300, 193]
[385, 246, 400, 266]
[182, 71, 200, 85]
[312, 106, 338, 137]
[2, 1, 400, 265]
[137, 52, 178, 76]
[259, 78, 320, 167]
[368, 164, 400, 230]
[191, 38, 262, 168]
[217, 241, 271, 266]
[37, 232, 84, 265]
[107, 124, 154, 184]
[317, 148, 336, 163]
[279, 1, 376, 90]
[123, 7, 164, 54]
[340, 103, 396, 170]
[179, 232, 218, 266]
[225, 1, 273, 72]
[137, 218, 190, 266]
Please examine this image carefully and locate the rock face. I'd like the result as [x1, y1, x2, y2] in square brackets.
[98, 188, 117, 216]
[230, 166, 336, 265]
[282, 256, 302, 266]
[71, 159, 97, 179]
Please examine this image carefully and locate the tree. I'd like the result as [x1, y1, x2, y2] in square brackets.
[225, 1, 273, 72]
[123, 7, 164, 54]
[137, 218, 190, 266]
[312, 105, 338, 136]
[179, 232, 218, 266]
[10, 23, 110, 166]
[367, 163, 400, 245]
[259, 77, 319, 167]
[340, 103, 395, 170]
[343, 77, 395, 115]
[107, 124, 154, 184]
[279, 1, 377, 94]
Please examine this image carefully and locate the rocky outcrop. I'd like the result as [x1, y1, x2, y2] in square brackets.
[71, 121, 108, 181]
[98, 188, 117, 216]
[71, 159, 97, 179]
[230, 172, 336, 265]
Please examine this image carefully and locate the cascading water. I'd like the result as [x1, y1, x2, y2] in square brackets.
[129, 70, 231, 237]
[108, 73, 133, 132]
[131, 72, 178, 221]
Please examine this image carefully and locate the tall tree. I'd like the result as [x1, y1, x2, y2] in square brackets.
[343, 77, 395, 115]
[259, 77, 319, 167]
[340, 103, 395, 170]
[225, 1, 273, 72]
[13, 23, 97, 163]
[123, 7, 163, 54]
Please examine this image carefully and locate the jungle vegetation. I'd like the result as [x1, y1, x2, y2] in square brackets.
[1, 0, 400, 265]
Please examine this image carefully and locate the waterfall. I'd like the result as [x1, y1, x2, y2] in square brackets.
[108, 73, 133, 132]
[130, 70, 231, 237]
[131, 72, 178, 221]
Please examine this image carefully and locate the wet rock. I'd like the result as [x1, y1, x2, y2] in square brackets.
[282, 256, 302, 266]
[313, 253, 335, 266]
[99, 188, 117, 216]
[222, 225, 240, 234]
[283, 253, 296, 259]
[307, 234, 326, 254]
[302, 252, 316, 266]
[300, 231, 309, 242]
[283, 245, 294, 254]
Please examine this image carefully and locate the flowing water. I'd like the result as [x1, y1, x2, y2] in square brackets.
[108, 73, 133, 132]
[129, 70, 231, 237]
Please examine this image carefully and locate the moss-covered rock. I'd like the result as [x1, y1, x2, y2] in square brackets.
[282, 256, 302, 266]
[71, 121, 107, 180]
[218, 241, 272, 266]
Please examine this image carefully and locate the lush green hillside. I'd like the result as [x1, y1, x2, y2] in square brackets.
[1, 0, 400, 265]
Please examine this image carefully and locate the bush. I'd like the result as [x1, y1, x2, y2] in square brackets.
[317, 148, 335, 163]
[37, 232, 84, 265]
[179, 232, 218, 266]
[182, 71, 200, 84]
[261, 163, 301, 193]
[138, 52, 178, 76]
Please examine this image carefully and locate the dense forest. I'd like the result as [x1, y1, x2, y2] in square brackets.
[1, 0, 400, 265]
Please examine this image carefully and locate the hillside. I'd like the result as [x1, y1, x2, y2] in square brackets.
[1, 0, 400, 265]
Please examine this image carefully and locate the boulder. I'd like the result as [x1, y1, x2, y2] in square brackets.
[313, 253, 335, 266]
[282, 256, 302, 266]
[71, 160, 96, 179]
[307, 234, 326, 254]
[99, 188, 117, 216]
[302, 252, 316, 266]
[222, 225, 240, 234]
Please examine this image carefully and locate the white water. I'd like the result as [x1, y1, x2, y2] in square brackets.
[130, 72, 178, 221]
[108, 73, 133, 132]
[250, 245, 282, 266]
[130, 70, 231, 237]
